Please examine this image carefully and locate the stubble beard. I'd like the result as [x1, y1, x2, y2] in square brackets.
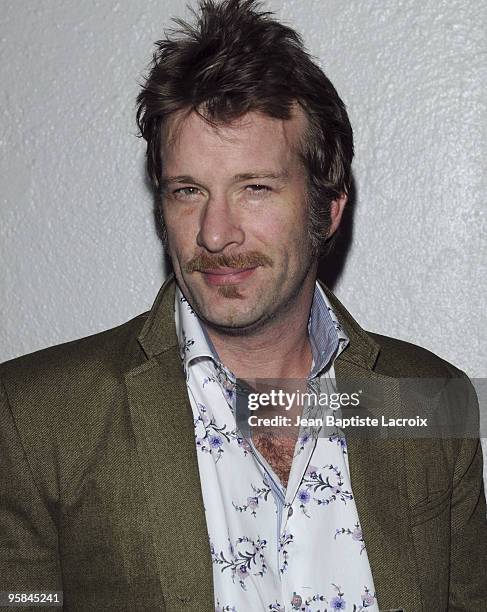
[180, 248, 317, 338]
[217, 284, 244, 299]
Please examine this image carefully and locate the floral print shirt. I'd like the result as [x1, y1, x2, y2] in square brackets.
[175, 284, 379, 612]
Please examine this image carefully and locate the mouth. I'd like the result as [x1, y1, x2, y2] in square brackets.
[201, 267, 257, 286]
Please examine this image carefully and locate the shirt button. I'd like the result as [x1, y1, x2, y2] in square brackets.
[288, 507, 293, 517]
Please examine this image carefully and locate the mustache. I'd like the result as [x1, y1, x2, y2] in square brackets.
[184, 251, 273, 273]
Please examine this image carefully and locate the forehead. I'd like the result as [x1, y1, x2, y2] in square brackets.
[162, 106, 308, 175]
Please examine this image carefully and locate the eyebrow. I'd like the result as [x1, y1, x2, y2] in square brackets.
[160, 175, 199, 187]
[233, 171, 289, 182]
[160, 170, 289, 188]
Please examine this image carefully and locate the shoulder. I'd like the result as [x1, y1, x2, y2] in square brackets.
[0, 312, 160, 504]
[368, 330, 478, 413]
[0, 311, 150, 408]
[321, 282, 469, 381]
[0, 312, 158, 487]
[367, 331, 479, 442]
[367, 331, 468, 380]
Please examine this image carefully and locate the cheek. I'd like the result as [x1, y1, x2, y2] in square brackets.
[256, 202, 307, 242]
[164, 212, 199, 255]
[251, 203, 299, 236]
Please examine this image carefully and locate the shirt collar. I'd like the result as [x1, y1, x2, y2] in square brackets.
[308, 282, 349, 378]
[174, 282, 349, 379]
[174, 289, 217, 377]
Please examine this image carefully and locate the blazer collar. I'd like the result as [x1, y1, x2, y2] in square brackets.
[129, 275, 422, 612]
[137, 274, 179, 359]
[137, 275, 382, 367]
[320, 282, 380, 371]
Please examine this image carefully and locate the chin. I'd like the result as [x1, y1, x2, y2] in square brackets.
[200, 307, 276, 337]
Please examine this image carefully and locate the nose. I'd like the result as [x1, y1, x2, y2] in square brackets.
[196, 193, 245, 252]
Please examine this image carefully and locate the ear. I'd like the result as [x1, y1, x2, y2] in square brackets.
[327, 193, 348, 238]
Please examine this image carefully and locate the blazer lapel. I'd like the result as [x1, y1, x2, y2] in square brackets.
[336, 359, 423, 612]
[124, 278, 214, 610]
[324, 285, 423, 611]
[123, 277, 423, 610]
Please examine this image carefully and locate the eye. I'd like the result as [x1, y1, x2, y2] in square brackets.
[245, 184, 271, 196]
[171, 186, 202, 201]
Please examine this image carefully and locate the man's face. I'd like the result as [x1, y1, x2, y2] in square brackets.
[161, 107, 318, 334]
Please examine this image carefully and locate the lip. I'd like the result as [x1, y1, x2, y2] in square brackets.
[201, 267, 257, 286]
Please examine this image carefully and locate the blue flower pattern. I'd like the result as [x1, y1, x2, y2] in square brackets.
[175, 286, 379, 612]
[211, 536, 268, 589]
[334, 523, 366, 555]
[233, 480, 272, 517]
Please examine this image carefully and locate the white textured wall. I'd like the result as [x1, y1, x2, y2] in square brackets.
[1, 3, 485, 376]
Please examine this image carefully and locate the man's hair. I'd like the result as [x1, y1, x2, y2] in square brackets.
[136, 0, 353, 256]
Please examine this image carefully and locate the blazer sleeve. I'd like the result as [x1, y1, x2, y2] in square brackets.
[0, 381, 62, 605]
[448, 376, 487, 610]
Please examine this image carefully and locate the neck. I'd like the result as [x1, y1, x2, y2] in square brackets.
[206, 279, 316, 381]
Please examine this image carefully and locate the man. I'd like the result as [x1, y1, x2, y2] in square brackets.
[1, 0, 486, 610]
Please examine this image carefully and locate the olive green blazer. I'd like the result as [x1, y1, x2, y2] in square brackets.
[1, 276, 486, 611]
